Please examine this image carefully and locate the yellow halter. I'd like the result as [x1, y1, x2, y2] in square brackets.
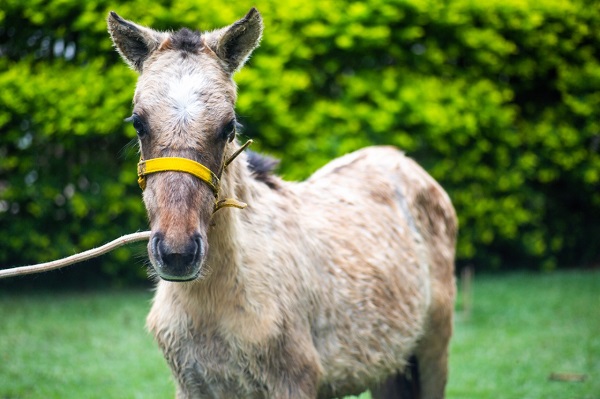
[137, 140, 253, 212]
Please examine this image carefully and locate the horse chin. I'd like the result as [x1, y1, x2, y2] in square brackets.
[152, 263, 203, 282]
[158, 271, 201, 282]
[148, 248, 205, 282]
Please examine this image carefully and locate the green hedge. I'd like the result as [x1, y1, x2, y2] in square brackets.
[1, 0, 598, 281]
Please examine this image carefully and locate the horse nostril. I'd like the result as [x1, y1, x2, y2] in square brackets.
[192, 234, 203, 260]
[151, 233, 163, 262]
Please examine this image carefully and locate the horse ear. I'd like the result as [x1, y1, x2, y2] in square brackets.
[205, 8, 263, 73]
[107, 12, 167, 73]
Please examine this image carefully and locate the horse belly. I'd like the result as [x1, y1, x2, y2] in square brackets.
[312, 236, 431, 396]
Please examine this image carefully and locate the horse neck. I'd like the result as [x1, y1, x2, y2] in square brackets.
[183, 144, 265, 304]
[156, 145, 302, 336]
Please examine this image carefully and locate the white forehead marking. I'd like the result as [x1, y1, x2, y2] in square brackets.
[167, 74, 208, 126]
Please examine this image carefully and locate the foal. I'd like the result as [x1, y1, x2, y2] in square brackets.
[108, 8, 457, 399]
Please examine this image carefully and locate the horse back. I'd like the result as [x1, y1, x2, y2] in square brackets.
[306, 145, 457, 263]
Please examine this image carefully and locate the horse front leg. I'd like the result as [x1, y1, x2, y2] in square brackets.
[267, 322, 323, 399]
[269, 367, 321, 399]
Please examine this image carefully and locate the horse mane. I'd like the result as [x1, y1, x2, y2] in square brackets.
[247, 150, 280, 189]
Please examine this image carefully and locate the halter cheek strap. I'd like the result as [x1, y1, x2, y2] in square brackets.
[137, 140, 253, 213]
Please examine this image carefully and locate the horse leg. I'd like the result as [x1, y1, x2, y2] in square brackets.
[370, 356, 421, 399]
[413, 288, 454, 399]
[269, 320, 322, 399]
[375, 306, 451, 399]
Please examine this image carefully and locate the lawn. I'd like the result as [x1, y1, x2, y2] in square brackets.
[0, 270, 597, 398]
[447, 270, 599, 399]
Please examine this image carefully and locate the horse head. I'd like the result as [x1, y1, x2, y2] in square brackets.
[108, 8, 262, 281]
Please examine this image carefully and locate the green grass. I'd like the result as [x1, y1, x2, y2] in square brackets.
[447, 270, 599, 399]
[0, 271, 598, 398]
[0, 289, 172, 399]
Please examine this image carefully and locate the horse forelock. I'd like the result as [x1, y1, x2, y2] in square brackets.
[169, 28, 204, 54]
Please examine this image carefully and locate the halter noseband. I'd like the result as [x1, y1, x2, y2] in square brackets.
[137, 140, 253, 213]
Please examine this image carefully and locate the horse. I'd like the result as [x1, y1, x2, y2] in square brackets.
[108, 8, 457, 399]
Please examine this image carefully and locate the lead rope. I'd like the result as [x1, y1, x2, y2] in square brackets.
[0, 231, 152, 279]
[0, 141, 255, 278]
[213, 139, 253, 213]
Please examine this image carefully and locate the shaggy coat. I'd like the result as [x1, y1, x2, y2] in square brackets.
[108, 8, 457, 399]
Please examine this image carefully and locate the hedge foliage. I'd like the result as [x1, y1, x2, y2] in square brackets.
[1, 0, 599, 281]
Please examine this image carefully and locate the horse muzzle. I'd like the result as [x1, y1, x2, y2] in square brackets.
[149, 232, 204, 281]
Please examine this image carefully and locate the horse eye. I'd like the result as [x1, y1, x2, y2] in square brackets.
[221, 119, 237, 142]
[125, 114, 147, 137]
